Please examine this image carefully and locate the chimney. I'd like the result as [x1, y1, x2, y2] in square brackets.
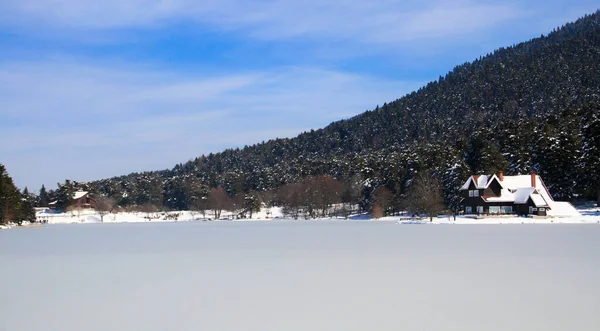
[531, 171, 537, 188]
[499, 171, 504, 181]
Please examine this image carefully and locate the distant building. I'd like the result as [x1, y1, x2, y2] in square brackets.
[49, 191, 97, 210]
[460, 172, 579, 217]
[72, 191, 96, 209]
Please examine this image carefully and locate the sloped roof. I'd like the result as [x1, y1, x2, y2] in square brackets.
[547, 201, 581, 217]
[73, 191, 88, 200]
[501, 175, 543, 191]
[460, 174, 502, 190]
[513, 188, 535, 204]
[482, 189, 515, 202]
[530, 194, 549, 207]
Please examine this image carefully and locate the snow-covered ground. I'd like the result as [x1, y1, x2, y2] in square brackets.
[2, 221, 600, 331]
[29, 205, 600, 226]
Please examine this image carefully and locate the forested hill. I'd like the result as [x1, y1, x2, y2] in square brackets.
[51, 10, 600, 210]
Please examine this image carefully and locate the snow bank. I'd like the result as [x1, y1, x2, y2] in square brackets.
[547, 201, 581, 217]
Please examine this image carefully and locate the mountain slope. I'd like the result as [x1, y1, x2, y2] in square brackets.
[60, 10, 600, 209]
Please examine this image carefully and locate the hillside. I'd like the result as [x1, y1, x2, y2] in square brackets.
[46, 10, 600, 211]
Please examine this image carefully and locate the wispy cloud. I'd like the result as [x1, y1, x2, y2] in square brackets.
[0, 1, 522, 44]
[0, 59, 421, 189]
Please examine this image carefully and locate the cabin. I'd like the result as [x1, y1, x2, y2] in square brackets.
[460, 172, 579, 217]
[49, 191, 97, 211]
[72, 191, 96, 209]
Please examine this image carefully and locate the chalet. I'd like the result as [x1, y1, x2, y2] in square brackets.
[49, 191, 97, 210]
[460, 172, 579, 217]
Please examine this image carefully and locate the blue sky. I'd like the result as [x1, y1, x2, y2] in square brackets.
[0, 0, 598, 191]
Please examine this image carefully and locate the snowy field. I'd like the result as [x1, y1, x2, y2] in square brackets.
[17, 205, 600, 227]
[1, 222, 600, 331]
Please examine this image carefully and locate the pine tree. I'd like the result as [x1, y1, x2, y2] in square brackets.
[55, 180, 75, 212]
[18, 188, 36, 223]
[38, 184, 50, 207]
[0, 164, 23, 224]
[243, 191, 262, 218]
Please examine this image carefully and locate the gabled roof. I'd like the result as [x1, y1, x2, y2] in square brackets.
[460, 174, 503, 190]
[73, 191, 88, 200]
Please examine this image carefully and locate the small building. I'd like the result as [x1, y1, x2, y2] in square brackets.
[49, 191, 97, 211]
[460, 172, 579, 217]
[73, 191, 96, 209]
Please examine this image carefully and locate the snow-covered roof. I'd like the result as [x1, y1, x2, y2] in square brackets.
[462, 174, 550, 195]
[513, 188, 535, 204]
[73, 191, 88, 200]
[483, 189, 515, 202]
[530, 194, 548, 207]
[501, 175, 544, 191]
[547, 201, 581, 217]
[460, 174, 503, 190]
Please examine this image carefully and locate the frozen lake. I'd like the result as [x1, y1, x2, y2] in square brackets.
[1, 221, 600, 331]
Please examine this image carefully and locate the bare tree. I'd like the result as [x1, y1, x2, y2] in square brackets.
[373, 186, 394, 217]
[405, 171, 445, 222]
[278, 183, 303, 219]
[371, 204, 384, 219]
[95, 196, 117, 222]
[258, 190, 276, 208]
[140, 203, 159, 220]
[208, 187, 231, 220]
[189, 196, 208, 220]
[305, 175, 343, 218]
[230, 194, 245, 218]
[342, 173, 364, 213]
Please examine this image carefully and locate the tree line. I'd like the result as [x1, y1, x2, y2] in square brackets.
[0, 165, 35, 225]
[20, 11, 600, 219]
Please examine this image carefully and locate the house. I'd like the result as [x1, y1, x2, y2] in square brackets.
[460, 172, 580, 217]
[49, 191, 97, 210]
[72, 191, 96, 209]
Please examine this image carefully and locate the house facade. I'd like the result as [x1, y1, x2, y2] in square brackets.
[460, 172, 552, 216]
[72, 191, 96, 209]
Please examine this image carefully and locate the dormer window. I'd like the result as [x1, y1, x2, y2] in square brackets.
[468, 190, 479, 197]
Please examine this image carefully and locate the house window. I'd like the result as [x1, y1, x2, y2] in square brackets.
[529, 206, 534, 214]
[489, 206, 500, 214]
[473, 190, 479, 197]
[465, 206, 472, 214]
[502, 206, 513, 214]
[539, 208, 545, 211]
[469, 190, 474, 197]
[477, 206, 484, 214]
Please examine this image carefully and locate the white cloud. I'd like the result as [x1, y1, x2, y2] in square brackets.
[0, 59, 421, 189]
[0, 0, 521, 44]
